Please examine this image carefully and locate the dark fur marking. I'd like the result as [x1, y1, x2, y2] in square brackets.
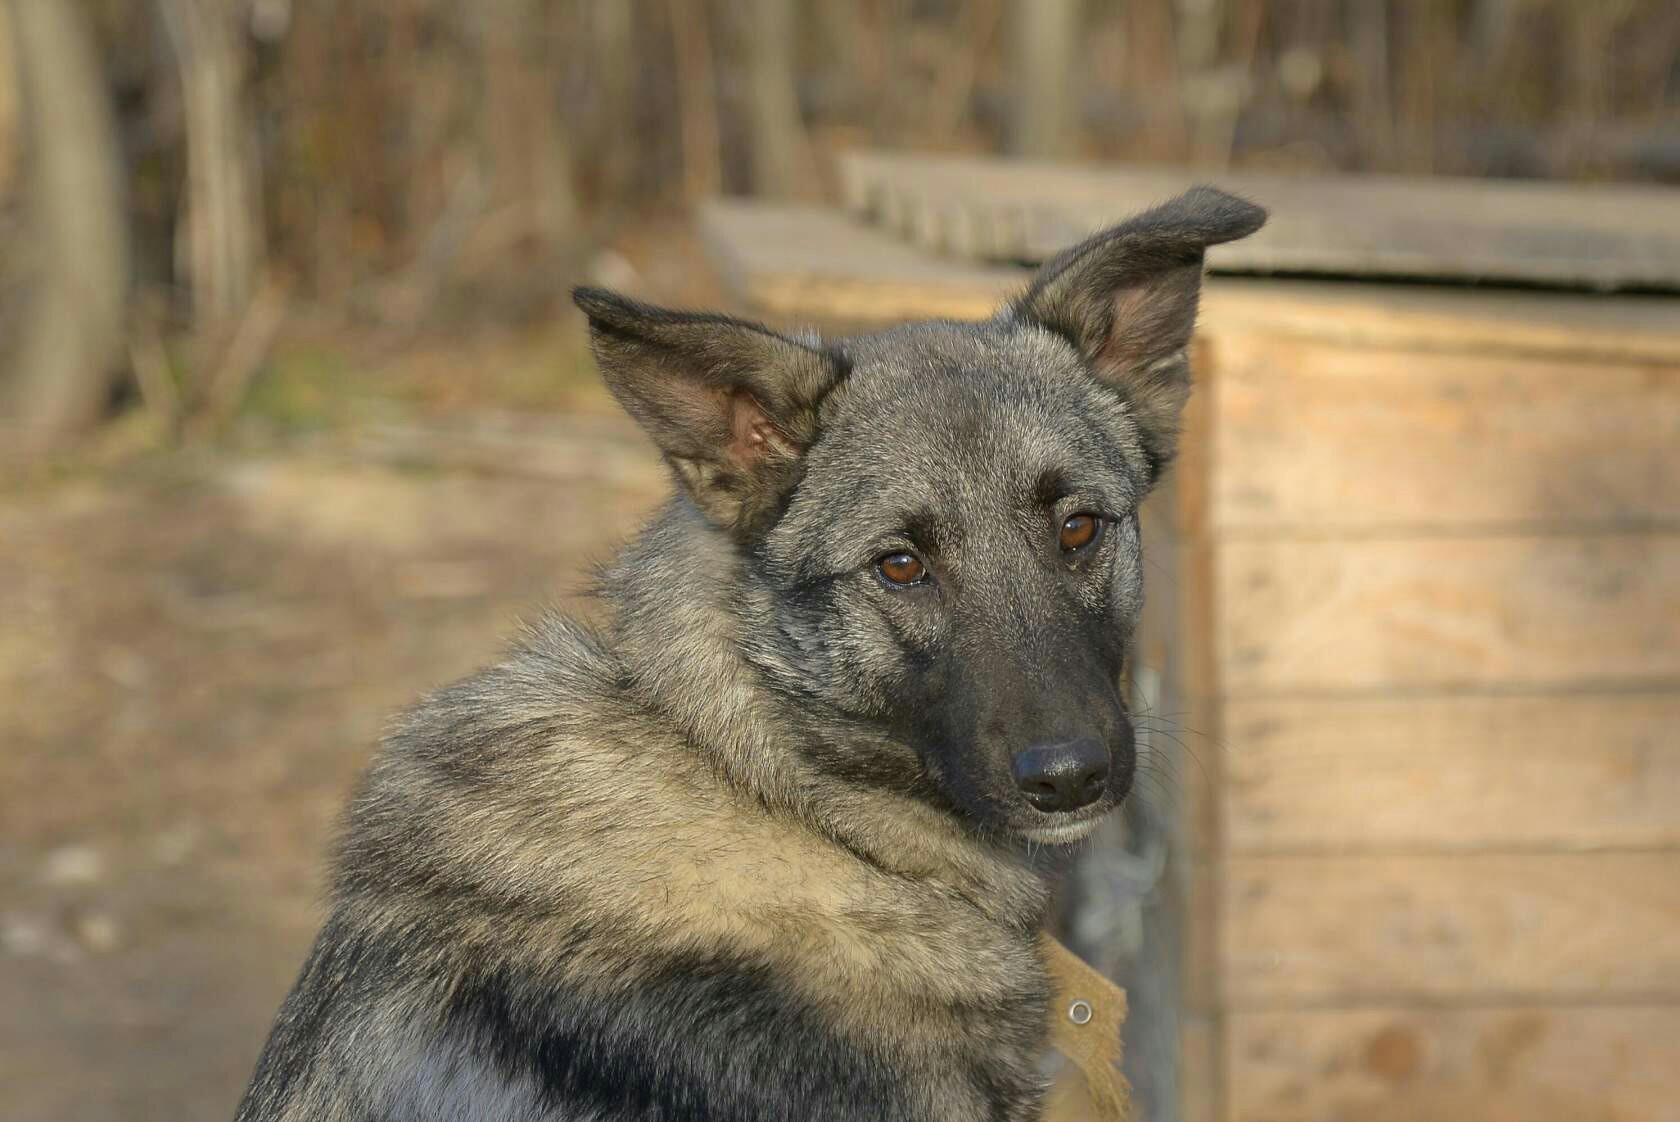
[448, 950, 919, 1122]
[236, 917, 395, 1120]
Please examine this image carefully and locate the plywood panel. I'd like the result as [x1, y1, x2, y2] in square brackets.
[1223, 694, 1680, 852]
[1179, 1014, 1219, 1122]
[699, 201, 1680, 362]
[1218, 535, 1680, 694]
[1135, 474, 1222, 856]
[698, 199, 1018, 325]
[1223, 854, 1680, 1005]
[838, 149, 1680, 291]
[1227, 1006, 1680, 1122]
[1200, 283, 1680, 368]
[1212, 336, 1680, 531]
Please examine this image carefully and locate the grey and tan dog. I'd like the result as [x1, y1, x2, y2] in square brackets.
[234, 188, 1265, 1122]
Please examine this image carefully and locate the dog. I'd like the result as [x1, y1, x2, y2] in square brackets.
[233, 187, 1266, 1121]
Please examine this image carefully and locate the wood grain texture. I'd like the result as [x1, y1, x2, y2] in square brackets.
[1223, 854, 1680, 1005]
[1211, 335, 1680, 532]
[1200, 282, 1680, 366]
[1179, 1014, 1218, 1122]
[838, 149, 1680, 291]
[1135, 477, 1221, 854]
[698, 199, 1019, 326]
[1217, 534, 1680, 694]
[700, 200, 1680, 363]
[1125, 486, 1219, 1118]
[1227, 1006, 1680, 1122]
[1223, 693, 1680, 852]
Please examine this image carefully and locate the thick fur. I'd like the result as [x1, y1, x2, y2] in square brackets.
[235, 188, 1265, 1122]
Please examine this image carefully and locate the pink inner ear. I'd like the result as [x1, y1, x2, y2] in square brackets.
[727, 390, 784, 468]
[1094, 266, 1201, 378]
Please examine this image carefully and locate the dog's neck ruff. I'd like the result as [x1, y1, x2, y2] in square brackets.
[602, 500, 1050, 928]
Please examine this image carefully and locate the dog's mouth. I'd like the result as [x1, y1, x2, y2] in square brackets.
[1018, 817, 1104, 846]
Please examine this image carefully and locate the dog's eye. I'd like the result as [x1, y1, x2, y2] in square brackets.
[1059, 513, 1103, 553]
[877, 552, 927, 586]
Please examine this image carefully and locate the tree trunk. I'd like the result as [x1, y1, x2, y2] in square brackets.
[739, 0, 813, 197]
[670, 0, 722, 200]
[1008, 0, 1081, 159]
[0, 1, 16, 196]
[159, 0, 264, 328]
[0, 0, 130, 453]
[480, 0, 577, 244]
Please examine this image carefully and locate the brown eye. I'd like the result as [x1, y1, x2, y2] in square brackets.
[1059, 513, 1102, 553]
[877, 552, 927, 586]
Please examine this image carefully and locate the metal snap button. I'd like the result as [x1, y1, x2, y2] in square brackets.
[1068, 999, 1093, 1025]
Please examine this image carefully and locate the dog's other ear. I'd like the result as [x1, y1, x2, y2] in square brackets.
[1010, 187, 1266, 479]
[573, 287, 844, 536]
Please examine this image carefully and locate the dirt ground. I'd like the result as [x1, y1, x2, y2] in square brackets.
[0, 362, 669, 1119]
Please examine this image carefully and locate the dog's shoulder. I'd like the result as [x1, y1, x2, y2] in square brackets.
[329, 609, 702, 907]
[384, 611, 637, 774]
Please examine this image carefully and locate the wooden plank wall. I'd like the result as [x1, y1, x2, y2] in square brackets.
[1198, 309, 1680, 1122]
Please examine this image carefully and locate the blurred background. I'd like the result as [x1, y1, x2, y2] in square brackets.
[1, 2, 1677, 1121]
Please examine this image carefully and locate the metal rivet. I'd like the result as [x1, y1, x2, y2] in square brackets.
[1068, 999, 1093, 1025]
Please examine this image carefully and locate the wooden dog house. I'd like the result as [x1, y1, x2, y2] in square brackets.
[700, 152, 1680, 1122]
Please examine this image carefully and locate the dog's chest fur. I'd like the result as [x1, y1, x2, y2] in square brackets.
[238, 614, 1056, 1122]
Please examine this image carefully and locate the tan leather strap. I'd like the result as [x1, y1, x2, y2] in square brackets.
[1040, 934, 1132, 1122]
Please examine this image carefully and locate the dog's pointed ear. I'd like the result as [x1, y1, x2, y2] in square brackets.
[574, 287, 844, 536]
[1010, 187, 1266, 479]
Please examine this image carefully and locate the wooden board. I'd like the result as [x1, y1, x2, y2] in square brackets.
[700, 201, 1680, 363]
[1135, 482, 1221, 850]
[838, 149, 1680, 291]
[698, 199, 1020, 325]
[1179, 1014, 1219, 1122]
[1217, 534, 1680, 694]
[1211, 335, 1680, 533]
[1223, 853, 1680, 1004]
[1227, 1006, 1680, 1122]
[1200, 282, 1680, 366]
[1223, 694, 1680, 853]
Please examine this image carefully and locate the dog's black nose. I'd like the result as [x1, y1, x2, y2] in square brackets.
[1011, 738, 1109, 814]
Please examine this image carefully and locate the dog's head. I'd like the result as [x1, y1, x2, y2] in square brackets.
[577, 188, 1265, 846]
